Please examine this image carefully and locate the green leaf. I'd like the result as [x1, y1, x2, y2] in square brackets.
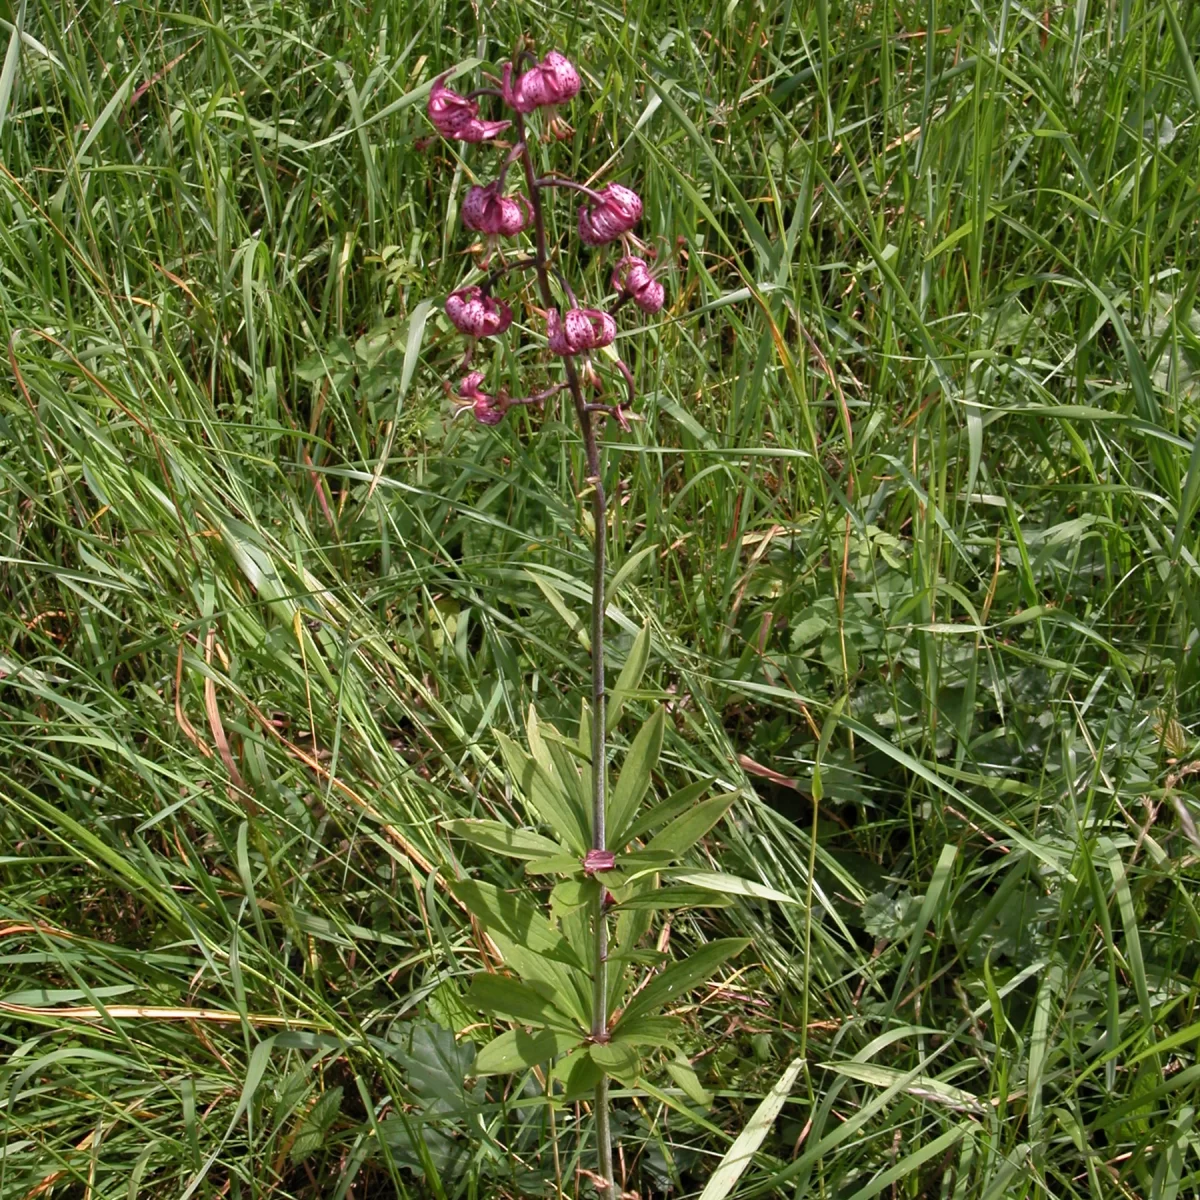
[607, 621, 652, 733]
[368, 298, 433, 500]
[1172, 426, 1200, 558]
[529, 573, 590, 649]
[611, 885, 734, 911]
[542, 729, 590, 816]
[487, 930, 590, 1027]
[812, 694, 846, 804]
[821, 1061, 984, 1115]
[550, 877, 599, 919]
[551, 1046, 604, 1102]
[609, 546, 657, 600]
[524, 853, 585, 876]
[528, 710, 591, 821]
[442, 819, 567, 861]
[619, 779, 714, 845]
[617, 938, 751, 1028]
[590, 1040, 641, 1082]
[474, 1027, 581, 1075]
[496, 731, 590, 853]
[665, 1056, 713, 1107]
[466, 973, 582, 1033]
[447, 880, 584, 969]
[644, 793, 737, 858]
[606, 948, 669, 968]
[0, 0, 28, 140]
[697, 1058, 805, 1199]
[614, 849, 677, 873]
[608, 706, 665, 850]
[842, 1125, 970, 1200]
[290, 1086, 343, 1165]
[576, 699, 596, 814]
[610, 1016, 683, 1048]
[524, 707, 561, 783]
[667, 871, 797, 905]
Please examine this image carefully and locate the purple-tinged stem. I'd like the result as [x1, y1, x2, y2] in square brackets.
[514, 381, 568, 407]
[551, 266, 580, 308]
[614, 358, 637, 408]
[531, 176, 609, 205]
[514, 110, 613, 1200]
[481, 256, 538, 295]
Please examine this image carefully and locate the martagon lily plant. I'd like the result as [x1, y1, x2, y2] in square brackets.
[426, 44, 790, 1198]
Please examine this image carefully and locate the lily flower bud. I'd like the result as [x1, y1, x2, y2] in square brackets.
[577, 183, 643, 246]
[445, 286, 513, 338]
[547, 308, 617, 356]
[427, 76, 511, 143]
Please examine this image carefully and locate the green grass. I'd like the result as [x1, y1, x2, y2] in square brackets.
[2, 0, 1200, 1195]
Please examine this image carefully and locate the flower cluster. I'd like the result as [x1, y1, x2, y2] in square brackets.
[427, 48, 666, 427]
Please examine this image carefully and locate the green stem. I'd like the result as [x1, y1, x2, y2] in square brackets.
[515, 113, 613, 1200]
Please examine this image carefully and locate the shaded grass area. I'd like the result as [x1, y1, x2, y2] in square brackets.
[2, 0, 1200, 1195]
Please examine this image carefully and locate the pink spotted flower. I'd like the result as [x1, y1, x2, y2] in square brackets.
[461, 182, 533, 261]
[503, 51, 581, 113]
[547, 308, 617, 356]
[578, 183, 643, 246]
[457, 372, 505, 425]
[445, 286, 513, 339]
[462, 182, 532, 236]
[427, 76, 511, 143]
[612, 256, 665, 314]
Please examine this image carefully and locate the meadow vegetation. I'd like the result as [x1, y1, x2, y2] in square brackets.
[2, 0, 1200, 1196]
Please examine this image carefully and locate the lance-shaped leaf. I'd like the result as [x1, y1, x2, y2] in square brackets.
[644, 793, 737, 858]
[550, 877, 600, 919]
[524, 853, 586, 876]
[550, 1046, 604, 1102]
[542, 730, 591, 816]
[616, 937, 751, 1028]
[619, 778, 713, 846]
[576, 698, 595, 803]
[609, 898, 655, 1014]
[590, 1039, 641, 1082]
[609, 1015, 683, 1048]
[466, 973, 582, 1034]
[474, 1027, 581, 1075]
[443, 819, 568, 861]
[666, 1054, 713, 1107]
[527, 707, 587, 817]
[607, 706, 665, 850]
[488, 930, 590, 1027]
[667, 871, 797, 905]
[448, 879, 584, 968]
[610, 885, 735, 911]
[607, 621, 651, 733]
[496, 731, 590, 852]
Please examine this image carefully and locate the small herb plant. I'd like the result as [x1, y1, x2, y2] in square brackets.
[425, 43, 784, 1197]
